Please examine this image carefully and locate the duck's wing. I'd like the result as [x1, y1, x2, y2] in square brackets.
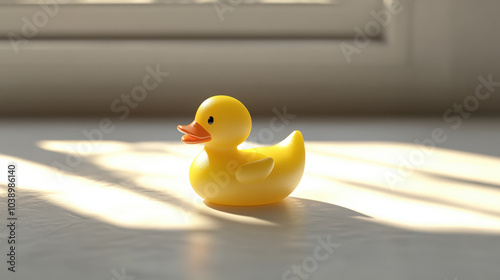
[235, 157, 274, 183]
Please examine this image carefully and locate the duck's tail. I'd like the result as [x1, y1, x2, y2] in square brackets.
[278, 130, 305, 162]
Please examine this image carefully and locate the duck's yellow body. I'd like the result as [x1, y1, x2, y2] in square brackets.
[178, 96, 305, 206]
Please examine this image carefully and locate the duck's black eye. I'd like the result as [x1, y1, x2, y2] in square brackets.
[208, 116, 214, 125]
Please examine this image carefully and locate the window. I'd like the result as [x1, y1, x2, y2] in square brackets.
[1, 0, 384, 39]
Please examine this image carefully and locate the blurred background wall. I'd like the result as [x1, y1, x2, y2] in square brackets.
[0, 0, 499, 117]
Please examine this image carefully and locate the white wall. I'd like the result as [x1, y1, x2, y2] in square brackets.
[0, 0, 499, 116]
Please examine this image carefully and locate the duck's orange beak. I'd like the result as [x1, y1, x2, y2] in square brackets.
[177, 121, 211, 144]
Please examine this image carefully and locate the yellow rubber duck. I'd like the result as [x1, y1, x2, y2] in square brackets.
[177, 95, 305, 206]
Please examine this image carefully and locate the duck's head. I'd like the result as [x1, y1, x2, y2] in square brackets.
[177, 95, 251, 148]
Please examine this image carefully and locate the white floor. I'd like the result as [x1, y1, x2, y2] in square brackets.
[0, 117, 499, 280]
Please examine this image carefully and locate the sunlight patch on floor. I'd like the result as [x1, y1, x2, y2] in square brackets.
[300, 142, 500, 233]
[1, 140, 499, 233]
[0, 153, 209, 230]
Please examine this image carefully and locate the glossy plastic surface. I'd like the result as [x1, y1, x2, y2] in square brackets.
[177, 95, 305, 205]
